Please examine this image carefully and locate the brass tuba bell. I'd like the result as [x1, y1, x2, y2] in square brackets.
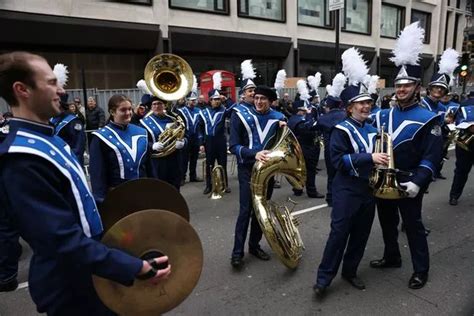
[369, 128, 408, 199]
[210, 165, 226, 200]
[250, 126, 306, 269]
[144, 54, 192, 158]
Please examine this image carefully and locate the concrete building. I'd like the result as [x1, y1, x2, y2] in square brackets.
[0, 0, 471, 89]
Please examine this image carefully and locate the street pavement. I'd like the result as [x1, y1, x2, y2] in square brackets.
[1, 150, 473, 315]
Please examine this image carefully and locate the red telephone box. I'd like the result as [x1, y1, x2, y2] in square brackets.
[200, 70, 236, 102]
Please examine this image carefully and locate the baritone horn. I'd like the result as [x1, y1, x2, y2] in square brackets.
[251, 126, 306, 269]
[369, 127, 408, 199]
[210, 165, 226, 200]
[144, 54, 192, 158]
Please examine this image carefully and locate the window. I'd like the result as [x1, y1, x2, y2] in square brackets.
[343, 0, 371, 34]
[170, 0, 228, 14]
[238, 0, 286, 22]
[298, 0, 332, 28]
[115, 0, 152, 5]
[380, 4, 403, 38]
[411, 10, 431, 44]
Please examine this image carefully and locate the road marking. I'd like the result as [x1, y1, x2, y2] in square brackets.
[17, 282, 28, 290]
[293, 203, 328, 216]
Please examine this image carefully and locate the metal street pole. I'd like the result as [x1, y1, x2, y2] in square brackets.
[335, 9, 340, 73]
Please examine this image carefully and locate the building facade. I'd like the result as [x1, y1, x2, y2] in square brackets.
[0, 0, 471, 90]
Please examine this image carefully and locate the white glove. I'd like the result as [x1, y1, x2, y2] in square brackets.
[400, 181, 420, 198]
[175, 139, 185, 149]
[152, 142, 165, 152]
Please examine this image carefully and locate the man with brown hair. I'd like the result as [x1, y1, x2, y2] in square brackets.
[0, 52, 170, 315]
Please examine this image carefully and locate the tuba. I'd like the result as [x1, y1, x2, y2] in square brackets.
[369, 128, 408, 199]
[250, 126, 306, 269]
[210, 165, 226, 199]
[144, 54, 192, 158]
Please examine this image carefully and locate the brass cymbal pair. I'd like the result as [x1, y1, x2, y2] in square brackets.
[93, 179, 203, 315]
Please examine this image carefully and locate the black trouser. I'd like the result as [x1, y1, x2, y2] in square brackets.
[316, 177, 375, 286]
[232, 164, 274, 259]
[302, 145, 320, 194]
[376, 192, 429, 273]
[449, 145, 474, 199]
[182, 136, 200, 181]
[152, 151, 182, 191]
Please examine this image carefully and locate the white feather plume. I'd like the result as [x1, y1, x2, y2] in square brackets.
[342, 47, 369, 86]
[326, 73, 347, 98]
[438, 48, 460, 76]
[241, 59, 256, 80]
[307, 75, 316, 91]
[390, 21, 425, 67]
[136, 79, 151, 95]
[274, 69, 286, 90]
[53, 63, 69, 88]
[213, 72, 222, 90]
[314, 72, 322, 90]
[363, 75, 379, 94]
[192, 75, 198, 93]
[297, 79, 311, 101]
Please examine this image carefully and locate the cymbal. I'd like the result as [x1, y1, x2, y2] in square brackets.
[93, 209, 203, 315]
[100, 178, 189, 231]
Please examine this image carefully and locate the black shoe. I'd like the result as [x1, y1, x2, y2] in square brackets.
[370, 258, 402, 269]
[449, 197, 458, 206]
[408, 272, 428, 289]
[307, 191, 325, 199]
[0, 278, 18, 292]
[203, 187, 211, 195]
[293, 189, 303, 196]
[315, 167, 322, 171]
[225, 187, 231, 193]
[230, 257, 244, 269]
[249, 248, 270, 261]
[342, 275, 366, 290]
[313, 284, 327, 299]
[326, 200, 333, 207]
[190, 177, 203, 182]
[436, 174, 446, 180]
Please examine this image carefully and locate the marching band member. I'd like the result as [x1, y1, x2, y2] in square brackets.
[441, 92, 460, 115]
[229, 85, 285, 269]
[140, 95, 186, 190]
[50, 63, 86, 166]
[288, 80, 324, 198]
[200, 72, 232, 195]
[314, 70, 388, 298]
[0, 52, 170, 315]
[370, 22, 443, 289]
[178, 85, 203, 184]
[421, 48, 460, 179]
[316, 73, 347, 206]
[449, 93, 474, 205]
[89, 94, 152, 204]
